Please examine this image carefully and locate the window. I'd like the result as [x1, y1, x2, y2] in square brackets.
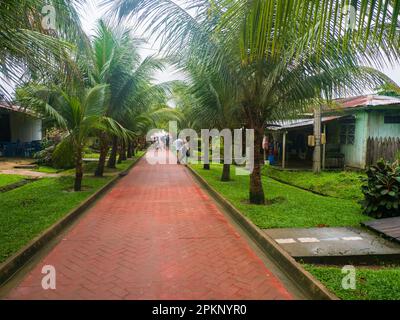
[384, 115, 400, 124]
[340, 123, 355, 145]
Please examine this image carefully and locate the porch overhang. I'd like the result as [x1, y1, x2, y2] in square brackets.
[266, 116, 345, 132]
[0, 102, 38, 118]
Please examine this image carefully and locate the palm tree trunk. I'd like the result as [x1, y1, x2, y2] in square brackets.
[107, 136, 118, 168]
[118, 140, 127, 163]
[221, 164, 230, 181]
[132, 143, 136, 156]
[74, 147, 83, 192]
[127, 141, 133, 158]
[249, 125, 265, 204]
[95, 133, 109, 177]
[122, 141, 127, 160]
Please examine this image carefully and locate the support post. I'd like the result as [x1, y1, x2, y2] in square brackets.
[282, 131, 287, 169]
[313, 106, 322, 173]
[322, 124, 326, 170]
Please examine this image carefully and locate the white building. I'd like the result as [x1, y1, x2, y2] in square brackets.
[0, 102, 42, 157]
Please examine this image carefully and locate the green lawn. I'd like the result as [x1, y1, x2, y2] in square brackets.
[62, 151, 144, 176]
[0, 174, 26, 189]
[0, 152, 144, 263]
[83, 152, 101, 159]
[263, 166, 365, 201]
[304, 264, 400, 300]
[35, 166, 63, 174]
[191, 164, 370, 229]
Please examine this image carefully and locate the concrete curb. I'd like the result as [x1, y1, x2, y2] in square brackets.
[0, 155, 144, 286]
[187, 166, 339, 301]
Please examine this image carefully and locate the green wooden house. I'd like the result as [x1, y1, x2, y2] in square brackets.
[267, 95, 400, 170]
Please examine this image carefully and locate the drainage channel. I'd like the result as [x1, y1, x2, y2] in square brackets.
[0, 178, 39, 193]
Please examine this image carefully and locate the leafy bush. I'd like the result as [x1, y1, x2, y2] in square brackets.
[52, 142, 75, 169]
[361, 160, 400, 218]
[33, 140, 74, 169]
[34, 145, 55, 166]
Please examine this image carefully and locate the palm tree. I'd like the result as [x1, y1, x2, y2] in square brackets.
[0, 0, 88, 98]
[16, 83, 125, 191]
[105, 0, 400, 204]
[184, 62, 242, 181]
[84, 21, 165, 175]
[377, 82, 400, 96]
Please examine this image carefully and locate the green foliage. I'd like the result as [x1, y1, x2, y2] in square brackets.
[304, 264, 400, 300]
[52, 141, 75, 169]
[377, 83, 400, 97]
[362, 160, 400, 218]
[33, 145, 54, 166]
[191, 164, 368, 229]
[114, 0, 399, 204]
[0, 0, 88, 99]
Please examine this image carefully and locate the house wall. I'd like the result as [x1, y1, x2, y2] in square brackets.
[9, 112, 42, 143]
[340, 112, 369, 169]
[367, 111, 400, 138]
[326, 110, 400, 169]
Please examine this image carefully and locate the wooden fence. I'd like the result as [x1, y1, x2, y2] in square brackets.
[366, 137, 400, 166]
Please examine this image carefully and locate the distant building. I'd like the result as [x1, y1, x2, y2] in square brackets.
[267, 95, 400, 170]
[0, 102, 42, 157]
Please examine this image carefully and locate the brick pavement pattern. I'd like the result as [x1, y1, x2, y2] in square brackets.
[7, 152, 292, 300]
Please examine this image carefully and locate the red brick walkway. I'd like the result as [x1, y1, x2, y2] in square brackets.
[7, 152, 292, 300]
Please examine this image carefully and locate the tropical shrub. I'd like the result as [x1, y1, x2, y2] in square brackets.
[34, 146, 54, 166]
[52, 142, 75, 169]
[361, 160, 400, 218]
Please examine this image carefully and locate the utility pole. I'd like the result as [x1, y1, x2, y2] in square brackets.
[313, 105, 322, 173]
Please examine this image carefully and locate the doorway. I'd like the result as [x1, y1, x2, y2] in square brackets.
[0, 113, 11, 142]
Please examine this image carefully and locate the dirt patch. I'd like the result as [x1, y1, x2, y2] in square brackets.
[0, 158, 36, 170]
[0, 169, 59, 178]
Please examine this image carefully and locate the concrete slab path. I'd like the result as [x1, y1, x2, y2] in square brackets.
[5, 152, 292, 300]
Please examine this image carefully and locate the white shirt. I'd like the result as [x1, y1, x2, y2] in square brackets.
[175, 139, 184, 151]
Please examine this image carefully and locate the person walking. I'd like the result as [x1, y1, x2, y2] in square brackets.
[180, 138, 190, 165]
[174, 138, 184, 164]
[165, 135, 170, 150]
[154, 136, 161, 156]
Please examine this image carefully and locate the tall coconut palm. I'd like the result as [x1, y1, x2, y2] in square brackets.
[105, 0, 400, 204]
[84, 21, 165, 175]
[184, 62, 242, 180]
[16, 83, 126, 191]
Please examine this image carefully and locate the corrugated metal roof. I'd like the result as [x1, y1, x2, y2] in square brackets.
[268, 95, 400, 131]
[330, 95, 400, 110]
[267, 116, 343, 131]
[0, 102, 37, 117]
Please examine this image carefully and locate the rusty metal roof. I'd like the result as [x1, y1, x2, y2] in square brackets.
[0, 102, 37, 117]
[329, 95, 400, 110]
